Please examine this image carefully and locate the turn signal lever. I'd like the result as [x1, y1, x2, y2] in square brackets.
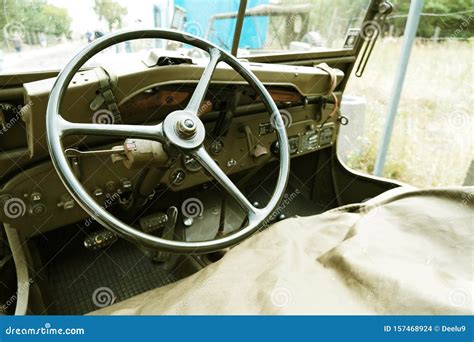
[65, 139, 170, 169]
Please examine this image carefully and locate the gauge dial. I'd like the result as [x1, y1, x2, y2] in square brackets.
[210, 139, 224, 155]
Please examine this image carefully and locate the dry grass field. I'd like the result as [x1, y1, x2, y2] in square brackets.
[343, 39, 473, 187]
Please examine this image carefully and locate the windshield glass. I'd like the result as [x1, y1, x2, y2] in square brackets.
[0, 0, 371, 74]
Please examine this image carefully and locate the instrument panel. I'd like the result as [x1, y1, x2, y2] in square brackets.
[0, 102, 338, 236]
[0, 59, 343, 236]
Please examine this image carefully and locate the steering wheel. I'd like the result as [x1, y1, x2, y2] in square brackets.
[46, 29, 290, 254]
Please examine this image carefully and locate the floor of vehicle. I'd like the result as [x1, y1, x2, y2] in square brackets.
[32, 188, 324, 315]
[33, 225, 184, 315]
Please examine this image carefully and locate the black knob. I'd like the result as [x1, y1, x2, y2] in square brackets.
[270, 141, 279, 155]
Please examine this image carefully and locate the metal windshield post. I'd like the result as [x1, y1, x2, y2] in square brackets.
[374, 0, 424, 177]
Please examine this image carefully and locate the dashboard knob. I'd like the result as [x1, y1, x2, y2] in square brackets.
[57, 194, 75, 210]
[122, 178, 132, 190]
[270, 141, 280, 155]
[170, 169, 186, 186]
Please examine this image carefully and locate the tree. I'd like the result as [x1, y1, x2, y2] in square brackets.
[94, 0, 128, 31]
[0, 0, 71, 44]
[42, 5, 72, 37]
[385, 0, 473, 39]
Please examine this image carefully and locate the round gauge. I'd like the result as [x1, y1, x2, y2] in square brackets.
[182, 155, 202, 172]
[170, 169, 186, 186]
[210, 139, 224, 155]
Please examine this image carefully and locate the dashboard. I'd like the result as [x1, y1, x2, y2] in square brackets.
[0, 54, 343, 237]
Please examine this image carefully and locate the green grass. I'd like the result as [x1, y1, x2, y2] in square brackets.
[343, 39, 474, 187]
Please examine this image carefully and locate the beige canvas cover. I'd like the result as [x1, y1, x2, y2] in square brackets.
[91, 187, 473, 315]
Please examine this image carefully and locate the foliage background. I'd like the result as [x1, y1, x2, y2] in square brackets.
[0, 0, 71, 43]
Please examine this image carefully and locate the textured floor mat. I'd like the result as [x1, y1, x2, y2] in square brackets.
[36, 227, 179, 315]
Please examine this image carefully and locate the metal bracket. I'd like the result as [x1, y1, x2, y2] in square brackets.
[91, 67, 123, 123]
[355, 1, 393, 77]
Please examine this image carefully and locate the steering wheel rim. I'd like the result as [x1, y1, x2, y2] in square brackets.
[46, 29, 290, 254]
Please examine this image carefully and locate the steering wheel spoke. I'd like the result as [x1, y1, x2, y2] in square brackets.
[191, 147, 259, 219]
[185, 48, 221, 115]
[57, 116, 165, 142]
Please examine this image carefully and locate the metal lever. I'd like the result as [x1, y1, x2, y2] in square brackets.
[241, 125, 268, 159]
[64, 146, 125, 158]
[155, 206, 178, 262]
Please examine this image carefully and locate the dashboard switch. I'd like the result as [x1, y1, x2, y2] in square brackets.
[122, 178, 132, 190]
[57, 194, 75, 210]
[93, 188, 104, 197]
[226, 159, 237, 168]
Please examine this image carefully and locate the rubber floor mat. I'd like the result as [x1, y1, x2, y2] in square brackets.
[35, 226, 179, 315]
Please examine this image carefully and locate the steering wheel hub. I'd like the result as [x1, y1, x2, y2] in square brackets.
[176, 118, 197, 138]
[163, 110, 205, 149]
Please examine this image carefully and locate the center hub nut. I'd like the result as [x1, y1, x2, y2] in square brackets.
[176, 118, 196, 138]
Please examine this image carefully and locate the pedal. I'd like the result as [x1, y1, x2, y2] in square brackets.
[84, 229, 118, 250]
[154, 206, 178, 262]
[139, 212, 168, 233]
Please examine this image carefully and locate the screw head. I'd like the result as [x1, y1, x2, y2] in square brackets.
[176, 118, 196, 138]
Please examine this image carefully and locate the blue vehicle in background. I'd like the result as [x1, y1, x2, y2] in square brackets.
[175, 0, 269, 50]
[169, 1, 318, 55]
